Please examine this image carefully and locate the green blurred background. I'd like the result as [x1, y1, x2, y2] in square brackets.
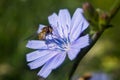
[0, 0, 120, 80]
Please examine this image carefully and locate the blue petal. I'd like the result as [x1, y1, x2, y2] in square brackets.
[70, 22, 84, 42]
[48, 13, 61, 38]
[50, 52, 66, 69]
[37, 24, 46, 33]
[48, 13, 58, 28]
[58, 9, 71, 38]
[26, 50, 50, 62]
[46, 52, 66, 69]
[70, 8, 83, 33]
[72, 34, 89, 48]
[27, 51, 58, 69]
[26, 40, 47, 49]
[68, 48, 81, 60]
[81, 17, 89, 32]
[37, 52, 66, 78]
[70, 8, 89, 42]
[68, 34, 89, 60]
[37, 67, 52, 78]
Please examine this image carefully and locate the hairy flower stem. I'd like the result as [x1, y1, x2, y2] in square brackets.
[69, 0, 120, 80]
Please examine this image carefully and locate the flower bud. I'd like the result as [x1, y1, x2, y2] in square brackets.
[82, 2, 98, 23]
[99, 12, 109, 30]
[82, 2, 100, 34]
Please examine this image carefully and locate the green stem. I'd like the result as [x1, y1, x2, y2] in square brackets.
[109, 0, 120, 20]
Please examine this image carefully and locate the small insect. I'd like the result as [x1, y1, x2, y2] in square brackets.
[25, 25, 52, 40]
[38, 25, 52, 40]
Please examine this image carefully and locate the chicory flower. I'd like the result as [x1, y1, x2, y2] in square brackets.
[26, 8, 89, 78]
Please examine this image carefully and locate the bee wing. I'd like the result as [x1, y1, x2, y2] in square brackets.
[24, 32, 38, 40]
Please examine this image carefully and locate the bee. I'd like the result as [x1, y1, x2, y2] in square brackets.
[38, 25, 52, 40]
[25, 25, 52, 40]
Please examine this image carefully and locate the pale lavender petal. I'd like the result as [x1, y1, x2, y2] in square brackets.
[48, 13, 58, 27]
[27, 51, 58, 69]
[70, 21, 84, 42]
[37, 59, 53, 78]
[26, 50, 50, 62]
[58, 9, 71, 38]
[72, 34, 89, 48]
[45, 52, 66, 69]
[26, 40, 47, 49]
[70, 8, 83, 33]
[70, 8, 89, 42]
[51, 52, 66, 69]
[68, 48, 81, 60]
[81, 17, 89, 32]
[79, 8, 83, 12]
[37, 66, 52, 78]
[71, 8, 89, 33]
[37, 24, 46, 33]
[68, 34, 89, 60]
[48, 13, 61, 38]
[37, 52, 66, 78]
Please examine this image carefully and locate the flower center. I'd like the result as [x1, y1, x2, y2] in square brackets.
[62, 43, 70, 52]
[46, 35, 70, 52]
